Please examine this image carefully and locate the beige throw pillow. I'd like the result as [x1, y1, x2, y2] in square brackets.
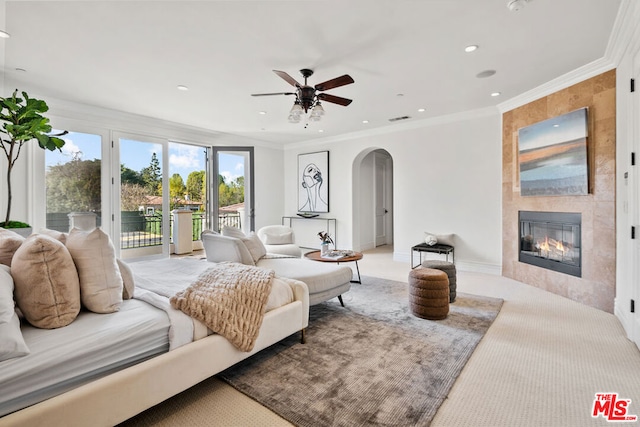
[0, 228, 25, 266]
[243, 232, 267, 263]
[11, 234, 81, 329]
[66, 228, 123, 313]
[37, 228, 68, 245]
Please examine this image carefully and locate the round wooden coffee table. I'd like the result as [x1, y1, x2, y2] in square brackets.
[304, 250, 363, 284]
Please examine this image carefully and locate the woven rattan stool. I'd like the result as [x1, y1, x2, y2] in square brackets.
[408, 268, 449, 320]
[421, 260, 457, 303]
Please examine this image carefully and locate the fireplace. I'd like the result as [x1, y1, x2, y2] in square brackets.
[519, 211, 582, 277]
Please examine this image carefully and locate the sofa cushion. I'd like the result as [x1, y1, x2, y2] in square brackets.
[221, 226, 246, 239]
[263, 230, 294, 245]
[257, 257, 353, 296]
[37, 228, 68, 244]
[243, 233, 267, 263]
[11, 234, 81, 329]
[117, 258, 135, 300]
[0, 228, 25, 267]
[66, 228, 123, 313]
[0, 264, 30, 361]
[202, 232, 255, 265]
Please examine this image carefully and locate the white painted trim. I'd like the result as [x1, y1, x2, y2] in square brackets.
[284, 106, 498, 150]
[496, 58, 615, 113]
[498, 0, 640, 114]
[393, 251, 501, 276]
[46, 97, 280, 150]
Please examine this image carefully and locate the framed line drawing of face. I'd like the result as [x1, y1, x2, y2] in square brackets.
[298, 151, 329, 213]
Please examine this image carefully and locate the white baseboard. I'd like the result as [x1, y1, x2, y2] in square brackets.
[394, 251, 501, 275]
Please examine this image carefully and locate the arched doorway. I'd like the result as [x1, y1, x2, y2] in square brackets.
[351, 148, 393, 251]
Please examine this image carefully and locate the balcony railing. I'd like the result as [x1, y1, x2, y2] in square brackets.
[47, 211, 241, 250]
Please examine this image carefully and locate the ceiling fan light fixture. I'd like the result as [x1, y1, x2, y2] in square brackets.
[288, 114, 301, 123]
[290, 102, 304, 115]
[311, 102, 325, 117]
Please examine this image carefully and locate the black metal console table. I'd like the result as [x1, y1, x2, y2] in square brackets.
[411, 243, 455, 268]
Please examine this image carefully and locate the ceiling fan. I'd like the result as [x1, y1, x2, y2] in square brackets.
[251, 69, 354, 123]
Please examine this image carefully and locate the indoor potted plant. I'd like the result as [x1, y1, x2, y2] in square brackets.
[0, 89, 66, 234]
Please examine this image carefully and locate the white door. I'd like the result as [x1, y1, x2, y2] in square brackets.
[374, 151, 392, 246]
[632, 48, 640, 349]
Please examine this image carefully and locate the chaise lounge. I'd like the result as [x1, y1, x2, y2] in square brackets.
[201, 229, 353, 306]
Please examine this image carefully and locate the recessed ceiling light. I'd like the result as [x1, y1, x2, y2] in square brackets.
[177, 85, 189, 91]
[318, 130, 324, 133]
[258, 111, 266, 115]
[490, 92, 501, 97]
[553, 124, 560, 128]
[418, 108, 426, 112]
[0, 30, 10, 39]
[464, 45, 478, 53]
[362, 120, 369, 124]
[476, 70, 496, 78]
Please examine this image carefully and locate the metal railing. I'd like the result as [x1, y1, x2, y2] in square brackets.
[47, 211, 241, 250]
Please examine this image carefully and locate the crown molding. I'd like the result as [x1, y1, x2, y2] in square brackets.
[498, 0, 636, 114]
[496, 58, 615, 114]
[46, 96, 280, 149]
[284, 106, 499, 150]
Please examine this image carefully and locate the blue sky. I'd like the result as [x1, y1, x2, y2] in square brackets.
[46, 131, 244, 183]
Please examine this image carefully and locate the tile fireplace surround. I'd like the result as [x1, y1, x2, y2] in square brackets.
[502, 70, 616, 313]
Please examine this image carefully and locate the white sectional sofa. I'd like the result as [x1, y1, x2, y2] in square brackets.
[0, 228, 310, 427]
[201, 230, 353, 306]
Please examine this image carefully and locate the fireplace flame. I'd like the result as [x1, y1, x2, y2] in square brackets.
[536, 236, 570, 258]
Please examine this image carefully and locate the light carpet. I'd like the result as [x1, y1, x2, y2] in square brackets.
[216, 276, 502, 426]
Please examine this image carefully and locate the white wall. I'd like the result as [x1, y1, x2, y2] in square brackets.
[284, 108, 503, 273]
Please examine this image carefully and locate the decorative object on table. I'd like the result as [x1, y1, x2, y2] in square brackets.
[518, 107, 589, 196]
[298, 151, 329, 213]
[318, 231, 333, 256]
[424, 231, 455, 246]
[296, 212, 319, 218]
[0, 89, 67, 230]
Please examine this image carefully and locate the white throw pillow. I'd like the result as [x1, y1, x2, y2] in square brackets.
[424, 231, 455, 247]
[0, 265, 30, 361]
[66, 228, 123, 313]
[117, 258, 135, 300]
[263, 231, 294, 245]
[221, 226, 246, 239]
[243, 233, 267, 263]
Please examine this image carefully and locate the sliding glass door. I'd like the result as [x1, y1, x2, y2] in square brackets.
[212, 147, 254, 232]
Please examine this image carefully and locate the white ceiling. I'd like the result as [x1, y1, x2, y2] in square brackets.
[1, 0, 622, 145]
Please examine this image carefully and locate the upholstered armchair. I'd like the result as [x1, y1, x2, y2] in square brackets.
[256, 225, 302, 257]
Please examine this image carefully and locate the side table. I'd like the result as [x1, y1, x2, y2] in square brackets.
[411, 243, 454, 269]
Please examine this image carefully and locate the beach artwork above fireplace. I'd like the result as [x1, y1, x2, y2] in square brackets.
[518, 107, 589, 196]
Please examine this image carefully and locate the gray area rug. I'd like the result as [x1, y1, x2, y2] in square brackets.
[218, 276, 503, 427]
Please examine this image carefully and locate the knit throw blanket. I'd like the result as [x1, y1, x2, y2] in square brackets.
[170, 262, 275, 352]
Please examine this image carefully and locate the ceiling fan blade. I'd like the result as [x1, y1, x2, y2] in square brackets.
[317, 93, 353, 106]
[315, 74, 354, 91]
[251, 92, 296, 97]
[273, 70, 302, 88]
